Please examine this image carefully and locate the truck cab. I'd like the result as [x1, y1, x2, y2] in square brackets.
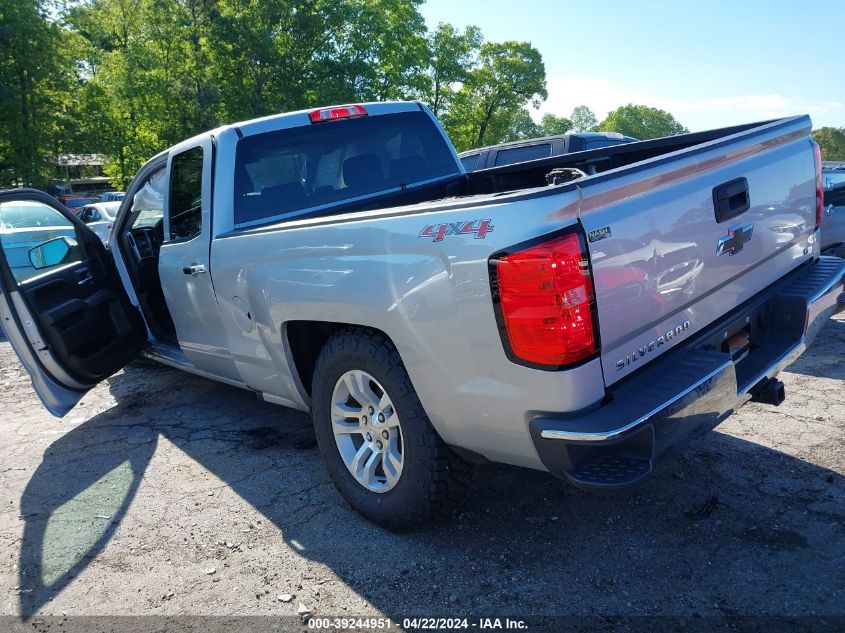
[0, 101, 467, 414]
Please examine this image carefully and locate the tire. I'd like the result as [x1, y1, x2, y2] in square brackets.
[311, 328, 475, 531]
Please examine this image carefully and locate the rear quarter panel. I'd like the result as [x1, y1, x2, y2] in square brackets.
[210, 187, 605, 469]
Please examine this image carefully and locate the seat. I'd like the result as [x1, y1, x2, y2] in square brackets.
[342, 154, 385, 192]
[236, 181, 307, 224]
[261, 182, 307, 210]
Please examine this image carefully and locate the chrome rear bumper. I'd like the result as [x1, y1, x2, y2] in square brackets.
[529, 256, 845, 489]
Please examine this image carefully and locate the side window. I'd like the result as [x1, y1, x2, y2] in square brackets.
[168, 147, 204, 241]
[0, 201, 83, 284]
[585, 139, 623, 150]
[460, 154, 480, 172]
[493, 143, 552, 166]
[80, 207, 100, 223]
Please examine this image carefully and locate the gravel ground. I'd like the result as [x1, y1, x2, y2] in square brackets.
[0, 316, 842, 628]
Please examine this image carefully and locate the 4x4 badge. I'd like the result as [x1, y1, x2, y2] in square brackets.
[420, 219, 494, 242]
[717, 223, 753, 256]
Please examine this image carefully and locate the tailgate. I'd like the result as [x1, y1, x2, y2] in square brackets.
[578, 116, 817, 386]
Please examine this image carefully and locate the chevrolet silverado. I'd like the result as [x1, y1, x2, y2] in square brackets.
[1, 101, 843, 531]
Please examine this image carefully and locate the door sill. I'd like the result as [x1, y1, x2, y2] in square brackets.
[142, 343, 249, 390]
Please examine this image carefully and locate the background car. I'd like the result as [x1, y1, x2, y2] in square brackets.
[99, 191, 125, 202]
[822, 166, 845, 257]
[58, 195, 95, 213]
[77, 201, 120, 244]
[458, 131, 638, 172]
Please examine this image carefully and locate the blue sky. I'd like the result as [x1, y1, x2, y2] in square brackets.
[419, 0, 845, 131]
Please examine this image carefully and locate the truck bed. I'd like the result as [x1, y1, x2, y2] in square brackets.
[234, 117, 796, 228]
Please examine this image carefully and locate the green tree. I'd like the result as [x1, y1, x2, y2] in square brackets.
[206, 0, 354, 121]
[488, 111, 572, 146]
[443, 40, 547, 151]
[539, 113, 572, 136]
[424, 22, 482, 116]
[569, 105, 597, 133]
[598, 103, 688, 139]
[2, 0, 557, 185]
[322, 0, 430, 103]
[813, 127, 845, 161]
[486, 108, 540, 143]
[66, 0, 222, 184]
[0, 0, 82, 187]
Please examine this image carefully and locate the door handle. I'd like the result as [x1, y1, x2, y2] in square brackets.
[826, 204, 835, 217]
[713, 177, 750, 223]
[182, 264, 207, 276]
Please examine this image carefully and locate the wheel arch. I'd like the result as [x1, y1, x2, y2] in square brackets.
[284, 320, 399, 398]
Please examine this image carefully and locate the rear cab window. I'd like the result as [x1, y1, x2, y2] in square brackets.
[233, 111, 460, 227]
[493, 143, 552, 167]
[494, 143, 552, 167]
[585, 139, 627, 150]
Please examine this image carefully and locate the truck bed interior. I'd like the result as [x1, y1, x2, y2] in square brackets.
[260, 119, 776, 224]
[462, 119, 774, 194]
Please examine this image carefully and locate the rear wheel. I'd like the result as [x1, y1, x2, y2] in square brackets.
[311, 328, 474, 531]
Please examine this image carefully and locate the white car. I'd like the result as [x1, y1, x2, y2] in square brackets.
[77, 201, 120, 243]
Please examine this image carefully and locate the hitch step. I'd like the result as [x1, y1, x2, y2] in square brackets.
[564, 453, 652, 490]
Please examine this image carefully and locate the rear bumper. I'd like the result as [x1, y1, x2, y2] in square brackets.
[529, 256, 845, 490]
[822, 242, 845, 260]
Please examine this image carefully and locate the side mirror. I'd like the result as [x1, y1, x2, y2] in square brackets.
[28, 236, 76, 270]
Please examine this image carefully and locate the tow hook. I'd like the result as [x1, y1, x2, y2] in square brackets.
[750, 377, 786, 406]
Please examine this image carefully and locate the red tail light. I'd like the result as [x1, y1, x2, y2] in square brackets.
[811, 139, 823, 228]
[308, 104, 367, 123]
[491, 229, 598, 368]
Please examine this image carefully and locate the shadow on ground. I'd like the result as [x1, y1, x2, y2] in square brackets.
[785, 318, 845, 380]
[15, 325, 845, 619]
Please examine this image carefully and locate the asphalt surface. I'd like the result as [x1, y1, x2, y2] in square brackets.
[0, 316, 843, 629]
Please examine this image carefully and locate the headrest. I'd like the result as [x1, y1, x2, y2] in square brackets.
[342, 154, 384, 190]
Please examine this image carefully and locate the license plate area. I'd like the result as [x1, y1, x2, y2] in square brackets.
[695, 292, 804, 393]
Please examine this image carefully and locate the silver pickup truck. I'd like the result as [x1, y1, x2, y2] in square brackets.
[2, 101, 844, 530]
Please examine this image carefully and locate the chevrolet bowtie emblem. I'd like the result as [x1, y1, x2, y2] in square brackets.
[717, 223, 754, 256]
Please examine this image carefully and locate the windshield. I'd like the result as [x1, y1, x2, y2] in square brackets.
[233, 111, 459, 226]
[0, 201, 73, 229]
